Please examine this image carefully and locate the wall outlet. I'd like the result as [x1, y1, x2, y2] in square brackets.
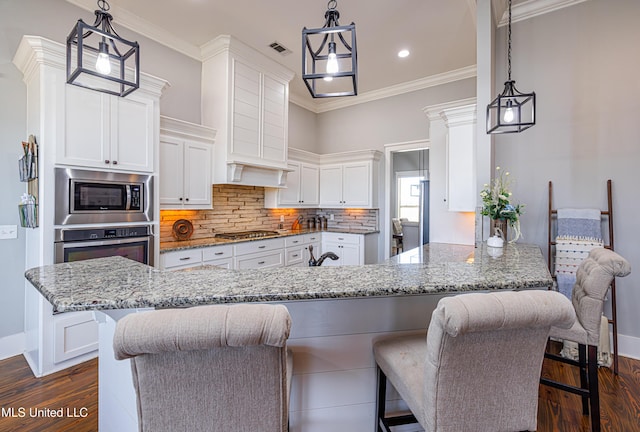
[280, 215, 285, 222]
[0, 225, 18, 239]
[329, 214, 334, 221]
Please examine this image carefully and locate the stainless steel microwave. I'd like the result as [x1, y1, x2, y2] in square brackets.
[55, 168, 153, 225]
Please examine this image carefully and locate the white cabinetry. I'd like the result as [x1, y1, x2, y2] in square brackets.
[321, 233, 363, 266]
[319, 162, 372, 208]
[161, 244, 234, 270]
[440, 104, 477, 212]
[234, 238, 285, 270]
[264, 161, 319, 208]
[284, 233, 321, 267]
[159, 117, 216, 209]
[201, 35, 294, 187]
[60, 85, 155, 173]
[13, 35, 167, 377]
[321, 232, 379, 266]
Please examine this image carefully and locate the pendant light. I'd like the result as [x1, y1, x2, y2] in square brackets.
[302, 0, 357, 98]
[486, 0, 535, 134]
[66, 0, 140, 97]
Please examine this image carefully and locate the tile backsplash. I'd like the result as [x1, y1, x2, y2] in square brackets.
[160, 184, 378, 243]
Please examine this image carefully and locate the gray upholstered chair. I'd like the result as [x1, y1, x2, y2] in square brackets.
[373, 290, 576, 432]
[541, 247, 631, 432]
[113, 303, 292, 432]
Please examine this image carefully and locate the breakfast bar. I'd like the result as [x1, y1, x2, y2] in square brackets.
[25, 242, 553, 432]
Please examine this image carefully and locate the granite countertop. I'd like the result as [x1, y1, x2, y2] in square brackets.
[25, 243, 553, 314]
[160, 227, 379, 253]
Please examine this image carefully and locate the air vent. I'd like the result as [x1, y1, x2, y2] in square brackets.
[269, 41, 292, 56]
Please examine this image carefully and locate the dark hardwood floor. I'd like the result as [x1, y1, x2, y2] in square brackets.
[0, 350, 638, 431]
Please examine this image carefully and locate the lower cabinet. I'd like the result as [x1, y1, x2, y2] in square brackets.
[234, 238, 285, 269]
[161, 245, 234, 270]
[321, 233, 363, 266]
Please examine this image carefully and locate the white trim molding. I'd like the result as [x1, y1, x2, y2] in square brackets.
[618, 333, 640, 361]
[0, 333, 25, 361]
[498, 0, 592, 26]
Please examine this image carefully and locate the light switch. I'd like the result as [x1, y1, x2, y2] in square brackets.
[0, 225, 18, 239]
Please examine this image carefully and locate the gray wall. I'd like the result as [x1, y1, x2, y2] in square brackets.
[0, 0, 201, 341]
[288, 103, 318, 152]
[494, 0, 640, 341]
[316, 78, 476, 154]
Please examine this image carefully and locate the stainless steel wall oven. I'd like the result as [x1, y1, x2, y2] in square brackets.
[55, 168, 153, 225]
[54, 225, 153, 266]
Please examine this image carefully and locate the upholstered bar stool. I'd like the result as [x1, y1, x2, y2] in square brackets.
[373, 290, 575, 432]
[113, 303, 292, 432]
[541, 247, 631, 432]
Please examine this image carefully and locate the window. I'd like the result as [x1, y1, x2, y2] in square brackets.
[397, 175, 424, 222]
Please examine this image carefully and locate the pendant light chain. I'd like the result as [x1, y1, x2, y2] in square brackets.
[507, 0, 512, 82]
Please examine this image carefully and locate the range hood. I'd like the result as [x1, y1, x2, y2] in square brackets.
[225, 161, 293, 188]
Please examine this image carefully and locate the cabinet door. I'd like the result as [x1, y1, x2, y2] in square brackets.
[279, 162, 301, 206]
[300, 163, 320, 205]
[339, 243, 362, 266]
[111, 94, 154, 172]
[262, 75, 287, 164]
[231, 60, 261, 159]
[62, 85, 110, 168]
[319, 241, 341, 266]
[183, 141, 212, 206]
[342, 162, 371, 207]
[159, 138, 185, 206]
[319, 165, 344, 206]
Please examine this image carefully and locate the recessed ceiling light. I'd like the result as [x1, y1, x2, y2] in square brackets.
[398, 49, 410, 58]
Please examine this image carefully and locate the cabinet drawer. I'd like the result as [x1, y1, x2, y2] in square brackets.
[323, 232, 361, 245]
[204, 257, 234, 270]
[162, 249, 203, 269]
[285, 235, 305, 248]
[285, 247, 305, 266]
[304, 233, 321, 244]
[202, 244, 234, 262]
[234, 238, 284, 256]
[235, 250, 284, 269]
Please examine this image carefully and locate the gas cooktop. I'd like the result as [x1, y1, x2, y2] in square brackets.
[215, 230, 280, 240]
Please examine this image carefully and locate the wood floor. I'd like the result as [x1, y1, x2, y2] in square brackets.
[0, 352, 638, 431]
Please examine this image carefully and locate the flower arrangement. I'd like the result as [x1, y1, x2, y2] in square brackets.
[480, 167, 524, 242]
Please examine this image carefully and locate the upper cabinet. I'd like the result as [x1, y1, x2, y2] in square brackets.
[264, 148, 320, 208]
[318, 151, 382, 209]
[266, 148, 382, 209]
[201, 35, 294, 188]
[159, 116, 216, 209]
[60, 86, 155, 172]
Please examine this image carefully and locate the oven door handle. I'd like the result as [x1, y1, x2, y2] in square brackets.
[58, 236, 150, 249]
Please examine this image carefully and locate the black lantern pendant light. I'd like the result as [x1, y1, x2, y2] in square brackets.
[302, 0, 357, 98]
[486, 0, 535, 134]
[66, 0, 140, 97]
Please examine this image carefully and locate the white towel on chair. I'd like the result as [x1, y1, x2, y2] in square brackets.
[560, 315, 612, 368]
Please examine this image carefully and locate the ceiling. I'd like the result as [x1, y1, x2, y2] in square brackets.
[65, 0, 584, 112]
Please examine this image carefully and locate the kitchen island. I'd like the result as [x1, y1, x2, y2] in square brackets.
[25, 243, 552, 432]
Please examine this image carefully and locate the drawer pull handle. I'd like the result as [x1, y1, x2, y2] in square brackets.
[179, 257, 191, 261]
[258, 245, 266, 249]
[214, 252, 224, 255]
[292, 254, 299, 257]
[258, 261, 266, 265]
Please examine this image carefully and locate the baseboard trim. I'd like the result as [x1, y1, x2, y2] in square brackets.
[0, 332, 25, 361]
[618, 333, 640, 360]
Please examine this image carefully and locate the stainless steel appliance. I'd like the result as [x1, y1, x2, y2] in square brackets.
[215, 230, 279, 240]
[54, 225, 153, 266]
[55, 168, 153, 225]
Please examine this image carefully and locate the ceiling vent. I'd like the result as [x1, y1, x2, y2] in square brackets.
[269, 41, 292, 56]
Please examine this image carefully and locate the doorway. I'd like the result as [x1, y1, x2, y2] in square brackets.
[384, 140, 430, 259]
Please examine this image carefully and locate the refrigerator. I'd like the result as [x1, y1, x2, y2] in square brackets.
[419, 180, 430, 245]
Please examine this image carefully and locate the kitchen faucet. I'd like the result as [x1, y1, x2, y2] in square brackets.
[308, 244, 339, 266]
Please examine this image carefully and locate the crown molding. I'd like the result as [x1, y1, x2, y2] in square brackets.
[64, 0, 202, 60]
[292, 65, 477, 114]
[160, 115, 217, 144]
[423, 97, 477, 122]
[498, 0, 591, 26]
